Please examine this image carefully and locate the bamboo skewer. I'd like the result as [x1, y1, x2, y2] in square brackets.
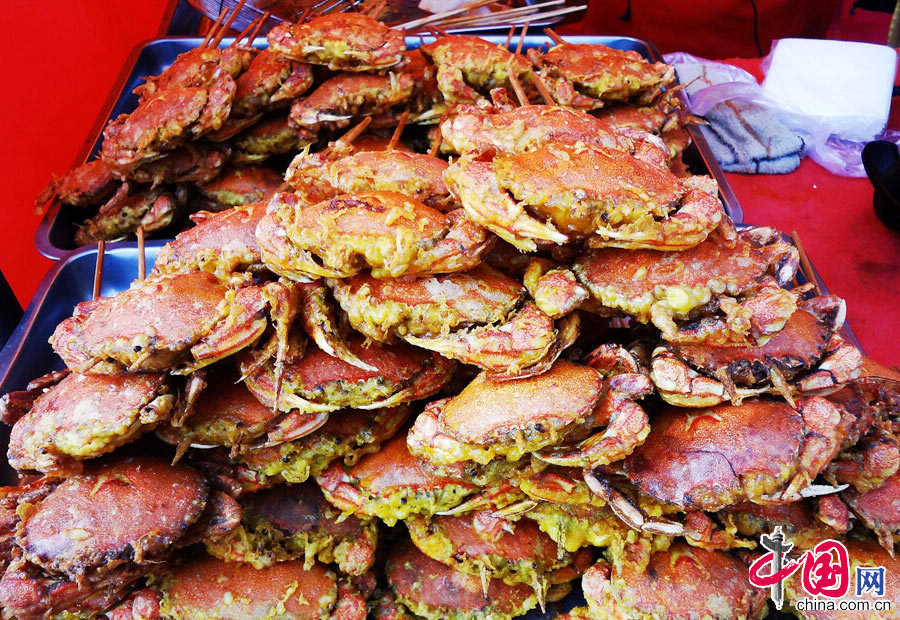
[397, 0, 499, 31]
[532, 71, 556, 105]
[202, 7, 230, 48]
[507, 63, 529, 106]
[210, 0, 246, 49]
[433, 4, 585, 30]
[93, 241, 106, 301]
[136, 226, 146, 281]
[388, 110, 410, 151]
[515, 22, 530, 56]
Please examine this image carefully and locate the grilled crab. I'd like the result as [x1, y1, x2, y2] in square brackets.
[240, 336, 455, 413]
[527, 225, 802, 347]
[230, 111, 316, 164]
[133, 44, 251, 102]
[0, 456, 240, 620]
[35, 159, 119, 210]
[5, 371, 175, 474]
[288, 70, 416, 134]
[317, 433, 477, 526]
[420, 35, 533, 105]
[622, 397, 854, 512]
[651, 294, 864, 407]
[528, 41, 675, 110]
[445, 142, 724, 253]
[101, 69, 236, 172]
[578, 542, 768, 619]
[267, 12, 405, 72]
[405, 510, 593, 605]
[122, 555, 367, 620]
[51, 271, 298, 375]
[328, 265, 575, 377]
[439, 103, 671, 169]
[194, 165, 282, 211]
[384, 541, 539, 620]
[407, 355, 653, 470]
[75, 184, 181, 245]
[842, 471, 900, 553]
[206, 482, 378, 576]
[123, 141, 230, 186]
[257, 191, 492, 280]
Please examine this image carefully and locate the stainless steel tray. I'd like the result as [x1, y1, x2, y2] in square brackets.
[35, 34, 743, 259]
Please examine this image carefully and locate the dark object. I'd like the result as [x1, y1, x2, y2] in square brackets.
[0, 270, 22, 351]
[862, 140, 900, 230]
[35, 35, 744, 258]
[852, 0, 896, 13]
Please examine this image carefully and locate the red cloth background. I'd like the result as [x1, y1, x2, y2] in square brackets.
[0, 1, 897, 366]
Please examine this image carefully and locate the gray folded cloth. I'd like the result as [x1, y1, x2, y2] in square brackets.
[675, 64, 805, 174]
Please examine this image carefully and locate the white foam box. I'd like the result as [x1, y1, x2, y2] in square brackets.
[762, 38, 897, 140]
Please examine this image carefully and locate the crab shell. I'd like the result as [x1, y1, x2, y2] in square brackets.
[240, 337, 455, 414]
[386, 541, 538, 620]
[75, 184, 180, 245]
[35, 159, 119, 209]
[232, 111, 315, 165]
[229, 405, 411, 489]
[101, 71, 235, 171]
[286, 150, 453, 212]
[195, 166, 283, 211]
[231, 49, 314, 118]
[582, 542, 768, 619]
[133, 45, 251, 102]
[258, 191, 491, 280]
[124, 141, 230, 186]
[206, 481, 377, 576]
[624, 397, 854, 511]
[420, 35, 533, 105]
[444, 143, 722, 252]
[156, 366, 327, 450]
[529, 42, 675, 109]
[408, 360, 651, 468]
[405, 511, 593, 593]
[7, 372, 174, 474]
[267, 12, 405, 72]
[329, 265, 571, 377]
[652, 295, 864, 407]
[842, 471, 900, 553]
[317, 434, 477, 526]
[722, 500, 846, 551]
[152, 202, 267, 279]
[439, 104, 670, 169]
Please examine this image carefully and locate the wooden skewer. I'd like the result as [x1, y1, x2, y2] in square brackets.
[202, 7, 230, 48]
[503, 25, 515, 49]
[515, 22, 530, 56]
[432, 0, 563, 29]
[506, 60, 529, 106]
[543, 27, 566, 46]
[231, 14, 262, 47]
[790, 231, 822, 296]
[532, 71, 556, 105]
[247, 11, 271, 46]
[298, 6, 313, 23]
[136, 226, 146, 281]
[388, 109, 409, 151]
[368, 0, 388, 18]
[439, 4, 585, 29]
[210, 0, 246, 49]
[397, 0, 498, 31]
[331, 116, 373, 152]
[428, 132, 442, 157]
[93, 240, 106, 301]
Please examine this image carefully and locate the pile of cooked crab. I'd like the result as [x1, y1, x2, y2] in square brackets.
[7, 9, 900, 620]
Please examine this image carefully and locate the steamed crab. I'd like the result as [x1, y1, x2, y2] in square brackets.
[528, 39, 675, 110]
[51, 271, 297, 375]
[328, 265, 576, 377]
[407, 355, 653, 470]
[527, 225, 803, 346]
[0, 456, 240, 619]
[5, 371, 176, 474]
[444, 142, 724, 252]
[420, 35, 533, 105]
[257, 191, 492, 280]
[267, 12, 405, 72]
[651, 294, 864, 407]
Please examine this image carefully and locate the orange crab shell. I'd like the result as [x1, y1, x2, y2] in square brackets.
[842, 470, 900, 551]
[195, 166, 283, 210]
[582, 542, 768, 618]
[232, 50, 314, 118]
[386, 542, 537, 618]
[35, 159, 118, 209]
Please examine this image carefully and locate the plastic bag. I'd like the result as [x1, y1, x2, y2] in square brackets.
[663, 50, 900, 177]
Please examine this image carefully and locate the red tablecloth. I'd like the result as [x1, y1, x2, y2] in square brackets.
[0, 2, 897, 366]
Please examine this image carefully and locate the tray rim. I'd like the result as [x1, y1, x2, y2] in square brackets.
[34, 33, 744, 259]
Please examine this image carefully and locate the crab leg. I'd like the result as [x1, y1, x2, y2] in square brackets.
[298, 281, 378, 371]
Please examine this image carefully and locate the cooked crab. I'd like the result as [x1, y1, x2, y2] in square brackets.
[124, 141, 230, 186]
[651, 294, 864, 407]
[420, 35, 533, 105]
[722, 500, 849, 551]
[230, 111, 316, 164]
[35, 159, 119, 211]
[194, 165, 282, 211]
[440, 104, 671, 169]
[75, 184, 181, 245]
[239, 336, 455, 413]
[0, 455, 239, 620]
[317, 434, 477, 526]
[622, 397, 854, 512]
[267, 12, 405, 72]
[206, 481, 378, 576]
[328, 265, 575, 377]
[133, 44, 251, 102]
[407, 356, 652, 469]
[579, 542, 768, 619]
[527, 225, 802, 346]
[528, 39, 675, 110]
[5, 371, 176, 474]
[51, 271, 298, 375]
[229, 48, 314, 118]
[444, 142, 724, 252]
[384, 541, 539, 620]
[842, 471, 900, 552]
[257, 191, 492, 280]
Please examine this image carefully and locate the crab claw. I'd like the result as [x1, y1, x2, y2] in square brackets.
[297, 281, 377, 371]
